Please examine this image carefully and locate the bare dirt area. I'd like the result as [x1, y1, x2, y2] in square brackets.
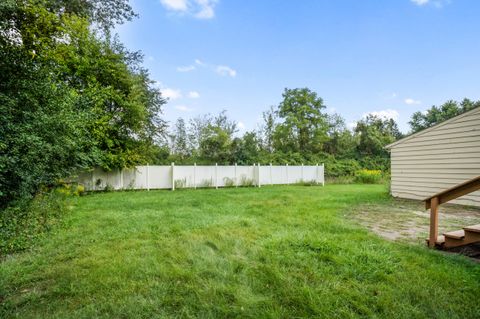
[351, 197, 480, 245]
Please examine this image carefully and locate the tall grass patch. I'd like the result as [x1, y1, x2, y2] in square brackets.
[354, 169, 383, 184]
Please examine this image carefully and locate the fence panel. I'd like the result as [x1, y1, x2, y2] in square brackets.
[148, 166, 172, 189]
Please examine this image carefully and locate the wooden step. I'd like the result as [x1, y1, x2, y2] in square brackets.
[464, 224, 480, 233]
[443, 230, 465, 248]
[463, 225, 480, 245]
[444, 230, 465, 240]
[442, 227, 480, 248]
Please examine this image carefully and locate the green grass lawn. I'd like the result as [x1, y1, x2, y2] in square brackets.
[1, 185, 479, 318]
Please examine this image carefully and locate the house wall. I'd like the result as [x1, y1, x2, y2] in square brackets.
[390, 107, 480, 207]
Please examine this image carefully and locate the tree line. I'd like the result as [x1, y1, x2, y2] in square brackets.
[157, 88, 402, 179]
[157, 89, 479, 179]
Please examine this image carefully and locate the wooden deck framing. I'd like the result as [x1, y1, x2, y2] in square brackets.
[424, 176, 480, 248]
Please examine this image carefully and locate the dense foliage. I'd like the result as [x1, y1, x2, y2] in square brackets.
[0, 0, 166, 209]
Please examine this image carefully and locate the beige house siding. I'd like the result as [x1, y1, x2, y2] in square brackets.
[388, 107, 480, 207]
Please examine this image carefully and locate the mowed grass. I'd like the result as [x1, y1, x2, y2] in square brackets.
[1, 185, 479, 318]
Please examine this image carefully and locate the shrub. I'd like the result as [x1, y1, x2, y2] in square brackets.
[354, 169, 383, 184]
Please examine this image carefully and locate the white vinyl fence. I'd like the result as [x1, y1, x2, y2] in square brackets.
[78, 164, 324, 191]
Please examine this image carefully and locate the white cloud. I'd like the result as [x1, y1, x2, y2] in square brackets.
[160, 0, 188, 11]
[237, 121, 245, 130]
[159, 0, 217, 19]
[174, 105, 193, 112]
[410, 0, 450, 8]
[161, 88, 182, 100]
[404, 98, 421, 105]
[187, 91, 200, 98]
[216, 65, 237, 77]
[363, 109, 400, 121]
[195, 0, 217, 19]
[411, 0, 429, 5]
[178, 59, 237, 77]
[195, 59, 206, 66]
[177, 65, 196, 72]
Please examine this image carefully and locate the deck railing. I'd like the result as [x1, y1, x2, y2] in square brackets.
[424, 176, 480, 247]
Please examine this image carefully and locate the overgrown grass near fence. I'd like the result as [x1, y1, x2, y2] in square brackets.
[1, 185, 479, 318]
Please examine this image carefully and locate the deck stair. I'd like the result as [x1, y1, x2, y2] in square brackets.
[430, 224, 480, 248]
[424, 176, 480, 249]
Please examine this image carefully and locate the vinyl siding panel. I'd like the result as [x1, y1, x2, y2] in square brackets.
[390, 107, 480, 207]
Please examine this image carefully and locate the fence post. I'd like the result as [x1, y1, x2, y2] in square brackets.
[258, 163, 261, 188]
[215, 163, 218, 189]
[194, 163, 197, 189]
[301, 163, 304, 182]
[270, 163, 273, 186]
[235, 163, 238, 187]
[286, 164, 289, 185]
[120, 168, 124, 190]
[171, 162, 175, 191]
[316, 163, 319, 185]
[322, 163, 325, 186]
[146, 163, 150, 191]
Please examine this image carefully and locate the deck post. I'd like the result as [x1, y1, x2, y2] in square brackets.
[428, 196, 439, 247]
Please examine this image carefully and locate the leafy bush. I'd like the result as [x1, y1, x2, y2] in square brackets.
[354, 169, 383, 184]
[0, 191, 68, 255]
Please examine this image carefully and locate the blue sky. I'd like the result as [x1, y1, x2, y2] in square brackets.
[116, 0, 480, 133]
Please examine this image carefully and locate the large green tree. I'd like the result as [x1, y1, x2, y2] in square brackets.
[273, 88, 329, 154]
[355, 115, 402, 157]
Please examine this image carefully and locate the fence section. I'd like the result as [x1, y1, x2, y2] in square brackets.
[78, 164, 324, 191]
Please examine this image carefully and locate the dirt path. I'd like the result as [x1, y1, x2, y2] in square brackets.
[351, 198, 480, 245]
